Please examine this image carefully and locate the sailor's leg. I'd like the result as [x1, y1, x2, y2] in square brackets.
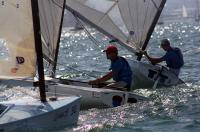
[106, 81, 127, 90]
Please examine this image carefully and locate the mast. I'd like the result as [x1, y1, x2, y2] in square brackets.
[196, 0, 200, 21]
[137, 0, 166, 61]
[31, 0, 46, 102]
[51, 0, 66, 78]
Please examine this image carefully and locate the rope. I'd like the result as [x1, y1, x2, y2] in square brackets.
[74, 16, 104, 48]
[57, 63, 97, 79]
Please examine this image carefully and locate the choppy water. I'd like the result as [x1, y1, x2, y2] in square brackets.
[1, 19, 200, 131]
[60, 20, 200, 132]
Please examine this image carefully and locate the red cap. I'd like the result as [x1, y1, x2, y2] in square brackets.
[103, 45, 118, 53]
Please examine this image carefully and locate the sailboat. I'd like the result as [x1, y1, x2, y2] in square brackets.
[47, 0, 184, 108]
[47, 0, 183, 108]
[0, 0, 80, 131]
[182, 5, 188, 18]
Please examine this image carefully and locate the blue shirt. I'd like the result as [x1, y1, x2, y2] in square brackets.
[110, 57, 132, 86]
[161, 47, 184, 69]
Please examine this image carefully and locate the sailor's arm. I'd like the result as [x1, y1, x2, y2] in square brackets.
[142, 51, 163, 65]
[88, 71, 113, 85]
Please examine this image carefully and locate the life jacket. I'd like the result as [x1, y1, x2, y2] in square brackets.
[173, 47, 184, 68]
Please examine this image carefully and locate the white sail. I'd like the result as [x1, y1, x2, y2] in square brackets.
[182, 5, 188, 18]
[0, 1, 36, 78]
[0, 0, 66, 78]
[38, 0, 65, 71]
[63, 10, 83, 29]
[65, 0, 165, 52]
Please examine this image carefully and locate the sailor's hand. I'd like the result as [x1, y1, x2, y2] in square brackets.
[88, 79, 100, 85]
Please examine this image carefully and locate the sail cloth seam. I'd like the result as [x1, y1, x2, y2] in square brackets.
[65, 2, 137, 54]
[117, 0, 137, 49]
[98, 1, 118, 25]
[96, 3, 134, 48]
[48, 0, 57, 56]
[135, 0, 139, 45]
[39, 0, 64, 67]
[47, 0, 60, 58]
[39, 1, 53, 61]
[141, 0, 150, 47]
[127, 0, 137, 45]
[117, 1, 139, 50]
[78, 3, 129, 47]
[74, 17, 102, 48]
[74, 0, 128, 42]
[128, 0, 141, 50]
[52, 0, 62, 8]
[72, 0, 130, 45]
[151, 0, 159, 10]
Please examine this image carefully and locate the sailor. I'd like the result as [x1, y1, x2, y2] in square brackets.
[88, 45, 132, 91]
[142, 39, 184, 76]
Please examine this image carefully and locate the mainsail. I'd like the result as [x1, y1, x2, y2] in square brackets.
[0, 1, 36, 78]
[38, 0, 66, 76]
[65, 0, 166, 53]
[0, 0, 66, 78]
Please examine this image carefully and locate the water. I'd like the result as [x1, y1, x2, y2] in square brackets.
[59, 20, 200, 132]
[1, 19, 200, 131]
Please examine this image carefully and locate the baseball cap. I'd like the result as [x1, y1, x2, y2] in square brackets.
[103, 45, 118, 53]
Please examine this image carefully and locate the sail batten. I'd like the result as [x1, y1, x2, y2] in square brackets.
[65, 0, 166, 53]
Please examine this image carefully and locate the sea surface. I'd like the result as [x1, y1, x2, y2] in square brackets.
[1, 19, 200, 132]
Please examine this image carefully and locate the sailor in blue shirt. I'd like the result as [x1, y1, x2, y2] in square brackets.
[88, 45, 132, 91]
[142, 39, 184, 76]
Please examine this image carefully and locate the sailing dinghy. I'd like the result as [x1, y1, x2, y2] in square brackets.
[0, 0, 80, 131]
[46, 0, 183, 108]
[63, 0, 184, 89]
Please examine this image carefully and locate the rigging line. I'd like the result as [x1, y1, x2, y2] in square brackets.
[151, 0, 159, 10]
[44, 54, 98, 79]
[74, 16, 104, 48]
[47, 62, 98, 79]
[51, 0, 63, 8]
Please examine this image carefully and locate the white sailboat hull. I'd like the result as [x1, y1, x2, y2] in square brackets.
[0, 96, 80, 131]
[1, 60, 182, 111]
[128, 60, 184, 89]
[46, 60, 183, 109]
[46, 83, 148, 109]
